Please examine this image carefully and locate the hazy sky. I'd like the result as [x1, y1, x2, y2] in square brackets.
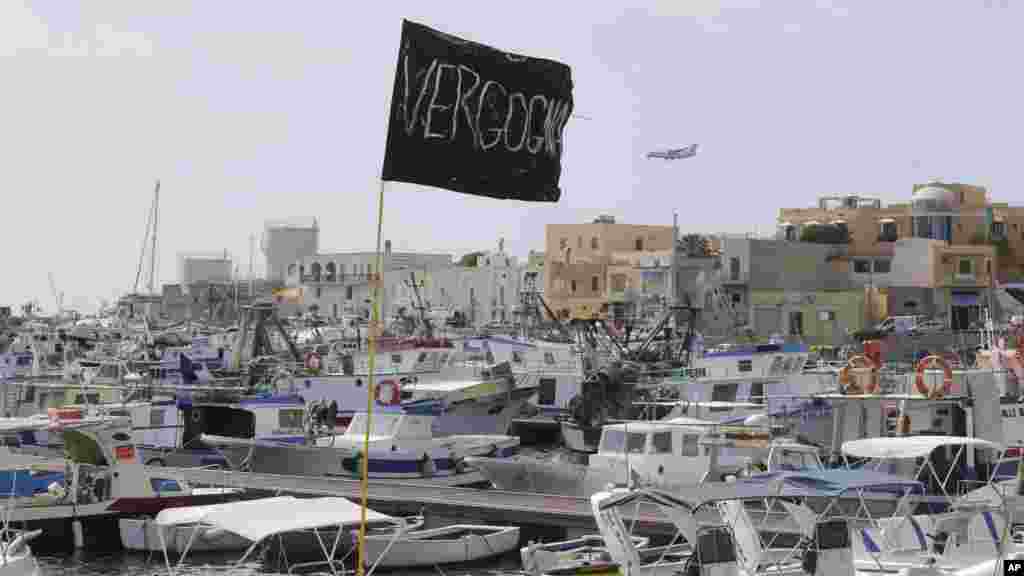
[4, 0, 1022, 313]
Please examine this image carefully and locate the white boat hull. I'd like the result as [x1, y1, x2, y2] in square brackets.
[119, 518, 250, 553]
[0, 555, 39, 576]
[360, 525, 520, 568]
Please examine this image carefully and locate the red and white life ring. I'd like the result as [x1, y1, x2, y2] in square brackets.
[375, 379, 401, 405]
[915, 355, 953, 399]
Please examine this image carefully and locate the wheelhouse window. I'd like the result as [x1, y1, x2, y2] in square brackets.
[873, 259, 891, 274]
[853, 260, 871, 274]
[278, 409, 304, 430]
[681, 434, 699, 457]
[650, 431, 672, 454]
[789, 311, 804, 336]
[538, 378, 556, 405]
[601, 430, 626, 453]
[627, 432, 646, 454]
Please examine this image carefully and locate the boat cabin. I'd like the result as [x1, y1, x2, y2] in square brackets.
[590, 418, 755, 487]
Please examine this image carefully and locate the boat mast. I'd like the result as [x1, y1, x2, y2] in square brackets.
[148, 180, 160, 295]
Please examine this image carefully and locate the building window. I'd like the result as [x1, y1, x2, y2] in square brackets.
[986, 259, 992, 276]
[499, 286, 505, 306]
[789, 311, 804, 336]
[611, 274, 627, 291]
[853, 260, 871, 274]
[784, 226, 796, 241]
[346, 286, 353, 300]
[591, 237, 599, 250]
[325, 262, 337, 282]
[591, 276, 599, 292]
[993, 221, 1007, 240]
[635, 237, 644, 251]
[818, 310, 836, 321]
[288, 264, 297, 276]
[311, 262, 321, 282]
[738, 360, 752, 373]
[333, 303, 338, 318]
[729, 257, 740, 281]
[873, 259, 891, 274]
[731, 293, 741, 305]
[577, 237, 582, 249]
[559, 238, 568, 250]
[571, 280, 577, 293]
[879, 222, 898, 242]
[958, 258, 974, 276]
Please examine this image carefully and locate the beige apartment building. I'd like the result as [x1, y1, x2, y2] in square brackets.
[779, 181, 1024, 283]
[544, 216, 674, 319]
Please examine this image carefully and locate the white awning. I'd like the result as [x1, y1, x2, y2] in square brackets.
[831, 219, 847, 225]
[155, 496, 399, 542]
[842, 436, 1003, 460]
[803, 220, 821, 226]
[878, 217, 896, 224]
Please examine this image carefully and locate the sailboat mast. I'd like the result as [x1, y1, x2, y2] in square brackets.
[148, 180, 160, 294]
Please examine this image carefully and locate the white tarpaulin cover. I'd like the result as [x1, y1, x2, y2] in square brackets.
[842, 436, 1003, 460]
[155, 496, 398, 543]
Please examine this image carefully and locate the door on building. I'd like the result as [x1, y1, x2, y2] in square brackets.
[950, 292, 980, 331]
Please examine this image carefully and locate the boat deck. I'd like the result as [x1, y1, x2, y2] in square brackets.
[155, 465, 679, 535]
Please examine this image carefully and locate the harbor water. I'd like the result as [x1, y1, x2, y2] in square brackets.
[35, 552, 526, 575]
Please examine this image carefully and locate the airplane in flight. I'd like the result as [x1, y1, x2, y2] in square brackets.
[646, 144, 699, 160]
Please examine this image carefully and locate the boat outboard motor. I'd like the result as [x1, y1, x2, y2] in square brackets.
[802, 519, 852, 576]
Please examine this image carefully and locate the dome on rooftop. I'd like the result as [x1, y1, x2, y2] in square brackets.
[912, 185, 957, 212]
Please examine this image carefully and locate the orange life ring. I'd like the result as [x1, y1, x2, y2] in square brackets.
[375, 379, 401, 405]
[838, 354, 879, 395]
[915, 355, 953, 399]
[304, 352, 322, 373]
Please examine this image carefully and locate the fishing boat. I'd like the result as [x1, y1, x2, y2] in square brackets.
[153, 496, 419, 575]
[206, 411, 519, 485]
[468, 417, 818, 496]
[519, 534, 652, 576]
[357, 523, 520, 569]
[0, 412, 240, 553]
[121, 500, 424, 554]
[0, 461, 42, 576]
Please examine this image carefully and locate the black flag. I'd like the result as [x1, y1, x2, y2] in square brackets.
[382, 20, 573, 203]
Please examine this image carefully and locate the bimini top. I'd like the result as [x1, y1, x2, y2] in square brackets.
[596, 469, 924, 513]
[155, 496, 399, 543]
[842, 436, 1004, 461]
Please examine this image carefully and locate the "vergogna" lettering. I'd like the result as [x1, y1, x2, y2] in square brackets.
[396, 56, 571, 159]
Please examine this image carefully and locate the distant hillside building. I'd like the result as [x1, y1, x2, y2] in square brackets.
[263, 218, 319, 284]
[178, 253, 233, 285]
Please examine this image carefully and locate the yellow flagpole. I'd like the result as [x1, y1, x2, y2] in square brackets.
[357, 180, 386, 576]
